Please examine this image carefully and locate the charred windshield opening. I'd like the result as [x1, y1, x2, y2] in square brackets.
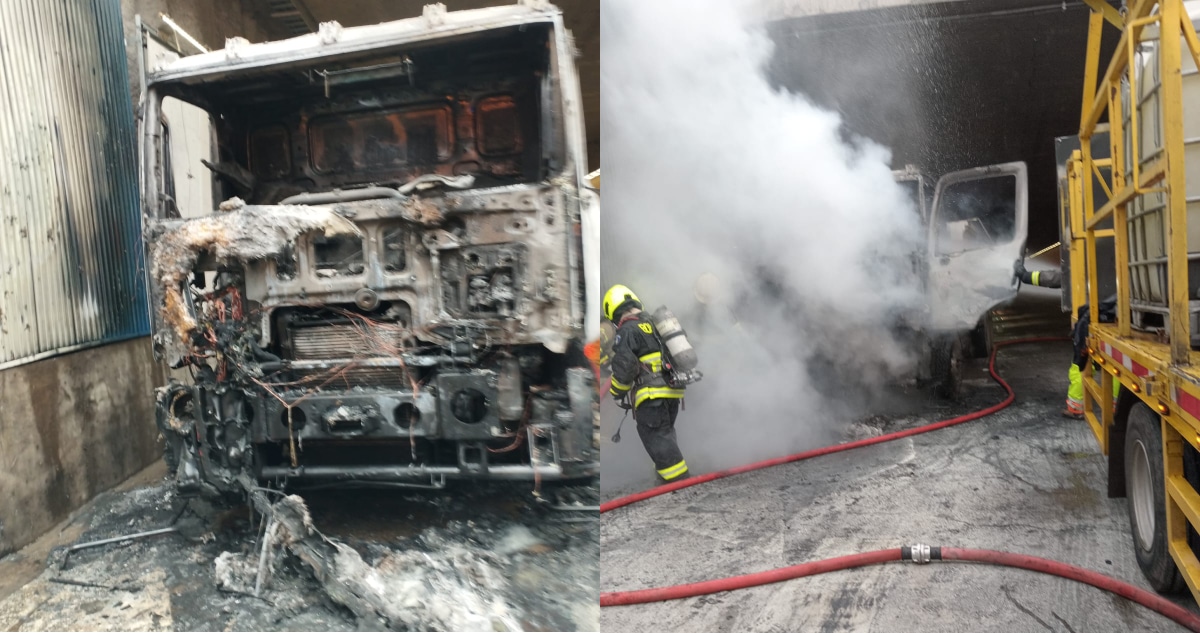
[935, 175, 1018, 254]
[153, 24, 552, 215]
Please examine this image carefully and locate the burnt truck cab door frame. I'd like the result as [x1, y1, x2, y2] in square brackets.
[892, 165, 931, 225]
[926, 161, 1029, 332]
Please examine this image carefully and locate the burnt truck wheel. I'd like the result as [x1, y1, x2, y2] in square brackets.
[1125, 402, 1187, 593]
[969, 317, 993, 359]
[930, 336, 963, 400]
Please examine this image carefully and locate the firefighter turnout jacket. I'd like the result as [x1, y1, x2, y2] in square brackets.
[609, 311, 685, 408]
[1020, 269, 1062, 288]
[1015, 260, 1062, 288]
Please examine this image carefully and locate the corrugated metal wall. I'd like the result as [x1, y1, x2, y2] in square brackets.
[0, 0, 148, 369]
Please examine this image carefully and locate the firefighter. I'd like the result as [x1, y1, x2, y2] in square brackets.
[603, 284, 689, 483]
[1013, 259, 1116, 418]
[1014, 259, 1062, 288]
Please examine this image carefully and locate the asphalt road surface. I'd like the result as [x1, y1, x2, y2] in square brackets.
[601, 300, 1199, 632]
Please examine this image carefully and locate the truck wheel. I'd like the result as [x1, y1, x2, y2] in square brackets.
[930, 337, 962, 400]
[969, 318, 993, 359]
[1125, 403, 1187, 593]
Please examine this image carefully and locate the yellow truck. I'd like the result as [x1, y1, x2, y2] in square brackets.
[1066, 0, 1200, 603]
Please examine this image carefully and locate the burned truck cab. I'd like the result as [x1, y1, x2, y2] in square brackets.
[139, 2, 598, 496]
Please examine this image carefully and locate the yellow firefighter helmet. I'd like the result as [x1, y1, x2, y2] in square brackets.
[603, 284, 640, 322]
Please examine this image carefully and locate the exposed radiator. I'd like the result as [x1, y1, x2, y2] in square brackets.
[289, 324, 409, 360]
[293, 366, 412, 389]
[287, 324, 414, 388]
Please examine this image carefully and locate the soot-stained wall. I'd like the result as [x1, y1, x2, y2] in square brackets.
[767, 0, 1120, 249]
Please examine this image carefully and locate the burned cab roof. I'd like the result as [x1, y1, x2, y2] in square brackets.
[145, 8, 557, 203]
[154, 25, 553, 111]
[145, 2, 562, 90]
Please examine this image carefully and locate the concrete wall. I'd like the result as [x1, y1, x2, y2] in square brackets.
[0, 338, 164, 556]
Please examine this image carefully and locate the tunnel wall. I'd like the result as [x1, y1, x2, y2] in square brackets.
[766, 0, 1120, 249]
[0, 338, 163, 556]
[761, 0, 966, 19]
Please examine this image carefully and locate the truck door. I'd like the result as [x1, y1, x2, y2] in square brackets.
[927, 162, 1029, 332]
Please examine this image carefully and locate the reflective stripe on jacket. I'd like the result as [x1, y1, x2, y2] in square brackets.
[610, 311, 685, 406]
[1020, 269, 1062, 288]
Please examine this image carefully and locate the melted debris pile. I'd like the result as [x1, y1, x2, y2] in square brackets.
[236, 486, 597, 632]
[148, 197, 360, 358]
[0, 479, 599, 632]
[217, 523, 525, 631]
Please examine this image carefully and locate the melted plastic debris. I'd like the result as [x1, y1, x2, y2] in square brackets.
[149, 199, 361, 356]
[0, 478, 598, 632]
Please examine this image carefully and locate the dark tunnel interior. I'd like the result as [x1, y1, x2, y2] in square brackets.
[766, 0, 1121, 251]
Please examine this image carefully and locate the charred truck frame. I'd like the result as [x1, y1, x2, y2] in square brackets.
[139, 2, 599, 497]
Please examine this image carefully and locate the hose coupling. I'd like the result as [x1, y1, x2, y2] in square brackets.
[902, 543, 933, 564]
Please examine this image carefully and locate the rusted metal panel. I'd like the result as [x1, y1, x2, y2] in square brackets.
[0, 0, 148, 369]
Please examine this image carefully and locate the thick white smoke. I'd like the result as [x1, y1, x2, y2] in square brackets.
[600, 0, 931, 489]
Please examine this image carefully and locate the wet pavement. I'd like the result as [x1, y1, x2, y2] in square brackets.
[601, 292, 1200, 632]
[0, 471, 598, 632]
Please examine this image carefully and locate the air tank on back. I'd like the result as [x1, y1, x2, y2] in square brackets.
[650, 305, 699, 374]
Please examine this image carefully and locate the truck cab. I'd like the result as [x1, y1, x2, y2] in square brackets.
[897, 162, 1029, 397]
[139, 2, 599, 496]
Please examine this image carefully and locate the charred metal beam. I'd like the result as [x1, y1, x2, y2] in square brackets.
[279, 187, 404, 205]
[260, 463, 571, 480]
[66, 527, 179, 553]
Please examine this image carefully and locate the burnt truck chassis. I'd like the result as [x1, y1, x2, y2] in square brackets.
[152, 190, 598, 498]
[141, 4, 597, 498]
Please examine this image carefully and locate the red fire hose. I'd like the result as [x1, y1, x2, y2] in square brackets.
[601, 336, 1065, 513]
[601, 548, 901, 606]
[600, 337, 1200, 629]
[600, 545, 1200, 632]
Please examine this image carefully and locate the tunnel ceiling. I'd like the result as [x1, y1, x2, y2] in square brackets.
[767, 0, 1121, 248]
[257, 0, 598, 170]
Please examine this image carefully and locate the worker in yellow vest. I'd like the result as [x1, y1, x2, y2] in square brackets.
[1015, 259, 1117, 418]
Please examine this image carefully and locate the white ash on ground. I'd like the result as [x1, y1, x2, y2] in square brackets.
[213, 551, 257, 595]
[0, 477, 598, 632]
[0, 568, 173, 632]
